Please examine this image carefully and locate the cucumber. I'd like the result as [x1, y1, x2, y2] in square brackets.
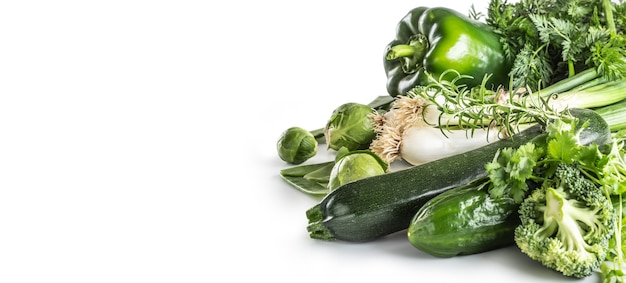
[407, 181, 518, 257]
[305, 108, 609, 242]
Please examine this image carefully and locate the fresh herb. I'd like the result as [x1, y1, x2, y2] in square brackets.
[486, 0, 626, 89]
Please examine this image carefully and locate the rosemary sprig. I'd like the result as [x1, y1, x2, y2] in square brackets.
[409, 71, 567, 137]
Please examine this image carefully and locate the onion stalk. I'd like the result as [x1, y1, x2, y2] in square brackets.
[370, 94, 504, 164]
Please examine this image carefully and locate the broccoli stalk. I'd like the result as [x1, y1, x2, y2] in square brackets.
[514, 163, 616, 278]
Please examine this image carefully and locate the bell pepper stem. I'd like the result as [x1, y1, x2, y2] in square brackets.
[386, 35, 429, 74]
[386, 34, 429, 60]
[386, 44, 417, 60]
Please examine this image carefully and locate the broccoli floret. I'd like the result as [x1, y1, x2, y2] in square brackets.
[514, 163, 616, 278]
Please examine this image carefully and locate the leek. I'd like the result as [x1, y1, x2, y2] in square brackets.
[594, 99, 626, 132]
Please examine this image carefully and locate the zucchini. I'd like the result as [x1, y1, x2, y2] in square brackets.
[305, 108, 610, 242]
[407, 181, 518, 257]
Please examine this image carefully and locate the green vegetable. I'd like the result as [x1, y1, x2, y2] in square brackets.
[313, 96, 394, 142]
[515, 163, 615, 278]
[486, 110, 611, 203]
[327, 149, 388, 191]
[481, 110, 626, 279]
[603, 192, 626, 282]
[324, 102, 377, 151]
[276, 127, 318, 164]
[537, 72, 626, 112]
[594, 98, 626, 132]
[279, 148, 388, 196]
[280, 162, 334, 196]
[306, 108, 609, 242]
[384, 6, 512, 97]
[486, 0, 626, 90]
[278, 96, 394, 196]
[407, 180, 519, 257]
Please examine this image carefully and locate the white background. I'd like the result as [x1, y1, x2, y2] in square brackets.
[0, 0, 600, 282]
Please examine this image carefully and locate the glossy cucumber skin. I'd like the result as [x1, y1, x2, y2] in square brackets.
[305, 108, 609, 242]
[407, 183, 519, 257]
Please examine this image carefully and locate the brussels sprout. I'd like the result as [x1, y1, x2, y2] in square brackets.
[324, 103, 377, 151]
[277, 127, 318, 164]
[328, 149, 388, 190]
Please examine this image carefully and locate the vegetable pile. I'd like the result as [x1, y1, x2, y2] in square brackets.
[275, 0, 626, 281]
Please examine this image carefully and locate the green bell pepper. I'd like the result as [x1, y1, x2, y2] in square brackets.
[384, 7, 512, 97]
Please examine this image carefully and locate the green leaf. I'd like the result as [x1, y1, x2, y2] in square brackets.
[575, 142, 602, 166]
[280, 161, 334, 196]
[510, 179, 529, 203]
[486, 148, 512, 198]
[280, 161, 334, 177]
[546, 123, 580, 163]
[509, 143, 543, 181]
[486, 143, 545, 203]
[280, 175, 329, 196]
[366, 95, 394, 110]
[303, 162, 334, 183]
